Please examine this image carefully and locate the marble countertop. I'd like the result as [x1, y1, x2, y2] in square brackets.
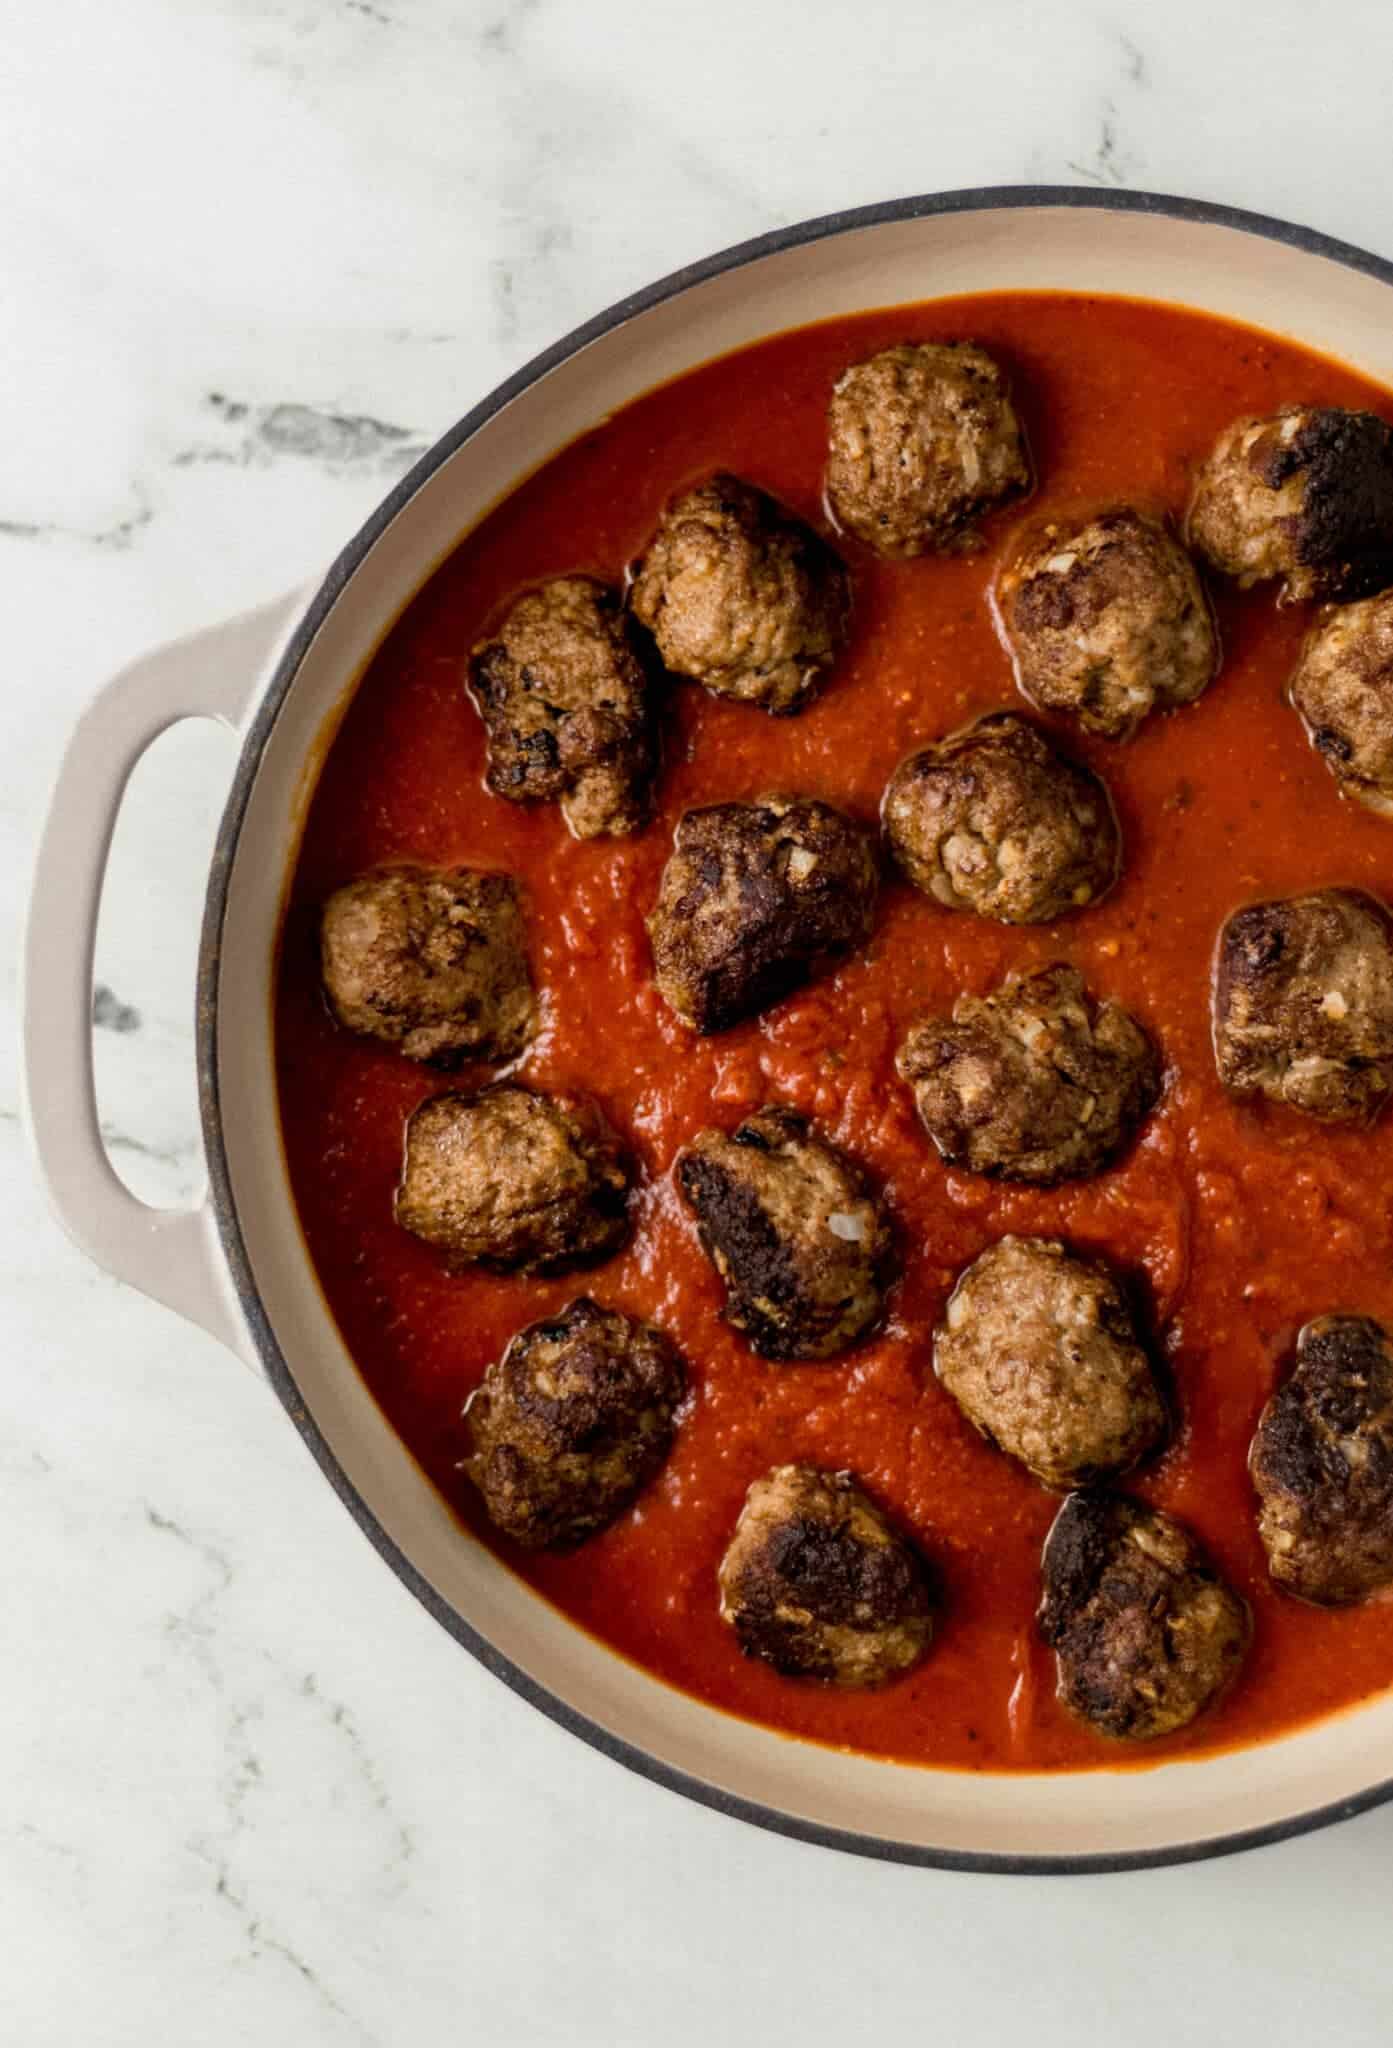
[9, 2, 1393, 2041]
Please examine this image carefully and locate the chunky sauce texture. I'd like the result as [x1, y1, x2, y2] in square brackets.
[277, 293, 1393, 1772]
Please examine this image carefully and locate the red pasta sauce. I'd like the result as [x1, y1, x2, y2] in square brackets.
[276, 292, 1393, 1772]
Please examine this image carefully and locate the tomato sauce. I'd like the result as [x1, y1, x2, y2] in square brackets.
[276, 293, 1393, 1772]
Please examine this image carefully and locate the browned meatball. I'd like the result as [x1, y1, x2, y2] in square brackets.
[1187, 406, 1393, 604]
[320, 865, 534, 1065]
[676, 1107, 892, 1361]
[997, 507, 1218, 739]
[648, 795, 878, 1034]
[825, 342, 1030, 557]
[1213, 888, 1393, 1124]
[395, 1083, 630, 1271]
[1039, 1491, 1251, 1741]
[1289, 588, 1393, 815]
[717, 1464, 934, 1686]
[1251, 1314, 1393, 1607]
[896, 964, 1160, 1186]
[935, 1236, 1167, 1491]
[467, 576, 657, 839]
[882, 712, 1119, 923]
[628, 474, 851, 715]
[463, 1297, 686, 1550]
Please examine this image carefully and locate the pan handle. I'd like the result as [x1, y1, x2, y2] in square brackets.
[21, 591, 304, 1365]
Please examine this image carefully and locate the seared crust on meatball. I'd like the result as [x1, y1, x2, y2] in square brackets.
[718, 1464, 933, 1685]
[676, 1107, 892, 1361]
[648, 795, 878, 1034]
[935, 1236, 1167, 1491]
[1251, 1314, 1393, 1607]
[825, 342, 1030, 557]
[1213, 888, 1393, 1124]
[320, 865, 534, 1065]
[463, 1297, 686, 1550]
[1188, 406, 1393, 604]
[997, 507, 1217, 739]
[882, 712, 1119, 923]
[1289, 588, 1393, 815]
[467, 576, 657, 838]
[396, 1083, 630, 1271]
[1039, 1491, 1251, 1740]
[628, 474, 850, 715]
[896, 964, 1160, 1186]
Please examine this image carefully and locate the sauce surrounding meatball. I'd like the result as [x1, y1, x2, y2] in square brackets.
[648, 794, 878, 1033]
[896, 963, 1159, 1186]
[882, 711, 1119, 924]
[628, 473, 850, 714]
[320, 865, 534, 1065]
[996, 507, 1218, 739]
[1213, 887, 1393, 1125]
[1288, 587, 1393, 816]
[676, 1106, 892, 1361]
[935, 1235, 1167, 1491]
[1187, 405, 1393, 604]
[1251, 1313, 1393, 1607]
[463, 1296, 686, 1550]
[1039, 1491, 1251, 1741]
[395, 1083, 630, 1271]
[467, 576, 658, 838]
[717, 1464, 934, 1686]
[825, 341, 1030, 557]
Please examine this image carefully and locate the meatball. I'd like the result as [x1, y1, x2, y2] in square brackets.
[463, 1296, 686, 1550]
[883, 712, 1119, 923]
[628, 474, 850, 715]
[996, 507, 1218, 740]
[825, 342, 1030, 557]
[1039, 1491, 1251, 1741]
[935, 1236, 1167, 1491]
[896, 964, 1159, 1187]
[1289, 587, 1393, 815]
[320, 865, 534, 1065]
[467, 576, 657, 839]
[676, 1107, 892, 1361]
[1250, 1313, 1393, 1607]
[1187, 405, 1393, 604]
[717, 1464, 933, 1686]
[395, 1083, 630, 1271]
[648, 795, 878, 1034]
[1213, 887, 1393, 1124]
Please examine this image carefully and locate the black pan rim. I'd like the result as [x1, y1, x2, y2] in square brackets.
[196, 183, 1393, 1876]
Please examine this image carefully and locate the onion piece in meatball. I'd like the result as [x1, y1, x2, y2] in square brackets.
[825, 341, 1030, 557]
[934, 1236, 1167, 1491]
[718, 1464, 934, 1686]
[1288, 587, 1393, 816]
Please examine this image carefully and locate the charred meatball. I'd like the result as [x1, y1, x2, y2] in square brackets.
[1251, 1313, 1393, 1607]
[1213, 888, 1393, 1124]
[997, 507, 1217, 739]
[1289, 587, 1393, 815]
[825, 342, 1030, 557]
[648, 795, 878, 1034]
[717, 1464, 933, 1686]
[676, 1107, 892, 1361]
[897, 964, 1159, 1186]
[467, 576, 657, 839]
[1187, 405, 1393, 604]
[935, 1236, 1166, 1491]
[396, 1083, 630, 1271]
[883, 712, 1119, 923]
[628, 474, 850, 715]
[463, 1297, 686, 1550]
[320, 865, 534, 1065]
[1039, 1491, 1251, 1741]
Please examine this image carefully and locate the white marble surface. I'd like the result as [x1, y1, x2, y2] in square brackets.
[9, 2, 1393, 2041]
